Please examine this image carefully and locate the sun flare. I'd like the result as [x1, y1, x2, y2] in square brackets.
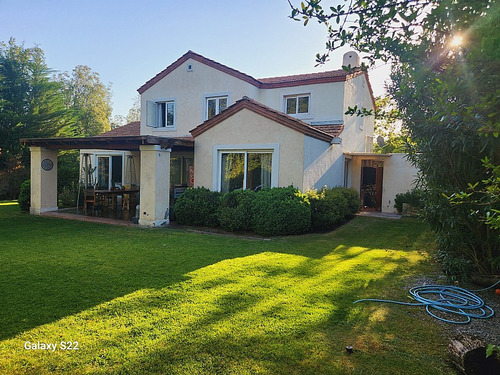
[450, 34, 464, 48]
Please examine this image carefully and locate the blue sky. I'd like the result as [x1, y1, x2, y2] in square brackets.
[1, 0, 390, 118]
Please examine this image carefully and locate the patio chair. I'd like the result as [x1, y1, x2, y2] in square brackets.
[122, 192, 130, 210]
[83, 188, 96, 214]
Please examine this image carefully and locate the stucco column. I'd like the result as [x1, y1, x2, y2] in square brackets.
[30, 146, 58, 215]
[139, 145, 170, 227]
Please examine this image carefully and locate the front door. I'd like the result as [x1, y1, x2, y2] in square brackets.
[361, 160, 384, 211]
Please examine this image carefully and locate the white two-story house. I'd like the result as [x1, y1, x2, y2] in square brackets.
[24, 50, 417, 226]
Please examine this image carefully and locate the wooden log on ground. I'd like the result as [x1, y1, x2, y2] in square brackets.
[448, 335, 500, 375]
[470, 274, 500, 287]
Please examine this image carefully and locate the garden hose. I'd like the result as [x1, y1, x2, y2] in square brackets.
[354, 280, 500, 324]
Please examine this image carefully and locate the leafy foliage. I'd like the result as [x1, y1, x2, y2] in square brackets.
[173, 187, 222, 227]
[306, 187, 359, 231]
[58, 65, 112, 136]
[289, 0, 500, 276]
[18, 180, 30, 212]
[251, 186, 311, 236]
[218, 189, 255, 232]
[174, 186, 359, 236]
[0, 39, 70, 173]
[0, 39, 112, 198]
[126, 94, 141, 123]
[394, 189, 425, 213]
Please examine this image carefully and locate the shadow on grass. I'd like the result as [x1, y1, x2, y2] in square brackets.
[0, 203, 440, 375]
[0, 207, 271, 341]
[3, 244, 440, 375]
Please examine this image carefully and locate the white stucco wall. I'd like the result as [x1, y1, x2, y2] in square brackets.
[139, 57, 371, 139]
[303, 136, 344, 190]
[342, 74, 375, 153]
[140, 58, 260, 137]
[193, 108, 305, 191]
[381, 154, 419, 212]
[256, 81, 346, 123]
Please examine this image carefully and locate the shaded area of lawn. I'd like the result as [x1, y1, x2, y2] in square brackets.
[0, 203, 269, 341]
[0, 202, 452, 374]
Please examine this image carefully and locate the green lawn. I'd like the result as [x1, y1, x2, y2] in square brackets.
[0, 201, 453, 374]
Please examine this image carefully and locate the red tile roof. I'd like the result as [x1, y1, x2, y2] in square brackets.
[310, 124, 344, 137]
[100, 121, 140, 137]
[259, 70, 355, 89]
[190, 97, 336, 143]
[137, 50, 368, 94]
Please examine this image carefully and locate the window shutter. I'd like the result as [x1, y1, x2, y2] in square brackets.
[146, 101, 156, 127]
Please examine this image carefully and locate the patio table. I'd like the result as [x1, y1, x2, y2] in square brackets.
[95, 188, 139, 210]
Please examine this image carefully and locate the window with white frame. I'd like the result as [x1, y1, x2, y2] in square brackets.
[206, 96, 228, 120]
[220, 151, 272, 193]
[96, 155, 123, 189]
[146, 100, 175, 128]
[285, 94, 310, 115]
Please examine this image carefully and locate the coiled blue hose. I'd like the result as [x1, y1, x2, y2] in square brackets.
[354, 280, 500, 324]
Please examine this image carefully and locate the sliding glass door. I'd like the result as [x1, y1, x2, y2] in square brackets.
[96, 155, 123, 189]
[220, 151, 272, 193]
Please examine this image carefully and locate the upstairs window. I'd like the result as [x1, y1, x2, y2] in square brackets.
[206, 96, 228, 120]
[285, 94, 310, 115]
[146, 100, 175, 129]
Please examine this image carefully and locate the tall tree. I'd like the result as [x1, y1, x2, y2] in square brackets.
[0, 38, 69, 172]
[126, 94, 141, 123]
[58, 65, 112, 136]
[290, 0, 500, 275]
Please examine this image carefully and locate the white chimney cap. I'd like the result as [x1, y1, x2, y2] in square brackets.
[342, 51, 360, 68]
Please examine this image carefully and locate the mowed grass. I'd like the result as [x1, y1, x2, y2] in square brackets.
[0, 201, 453, 374]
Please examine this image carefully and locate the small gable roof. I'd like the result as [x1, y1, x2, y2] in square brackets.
[137, 50, 370, 97]
[190, 97, 335, 143]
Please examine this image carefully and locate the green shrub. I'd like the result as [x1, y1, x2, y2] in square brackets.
[394, 188, 424, 213]
[58, 151, 79, 193]
[18, 180, 31, 212]
[252, 186, 311, 236]
[219, 189, 255, 232]
[340, 187, 360, 215]
[58, 184, 78, 208]
[306, 187, 351, 231]
[1, 167, 29, 200]
[173, 187, 222, 227]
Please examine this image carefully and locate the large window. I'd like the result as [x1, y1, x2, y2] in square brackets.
[220, 152, 272, 193]
[206, 96, 228, 120]
[285, 94, 310, 115]
[146, 100, 175, 128]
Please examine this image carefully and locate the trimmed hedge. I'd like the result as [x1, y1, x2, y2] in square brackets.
[219, 189, 255, 232]
[173, 186, 359, 236]
[251, 186, 311, 236]
[173, 187, 222, 227]
[18, 180, 31, 212]
[341, 187, 361, 216]
[394, 188, 424, 213]
[306, 187, 359, 231]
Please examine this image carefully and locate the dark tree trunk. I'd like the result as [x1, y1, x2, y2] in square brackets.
[448, 335, 500, 375]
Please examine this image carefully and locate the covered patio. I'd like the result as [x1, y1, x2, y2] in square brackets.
[20, 134, 194, 227]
